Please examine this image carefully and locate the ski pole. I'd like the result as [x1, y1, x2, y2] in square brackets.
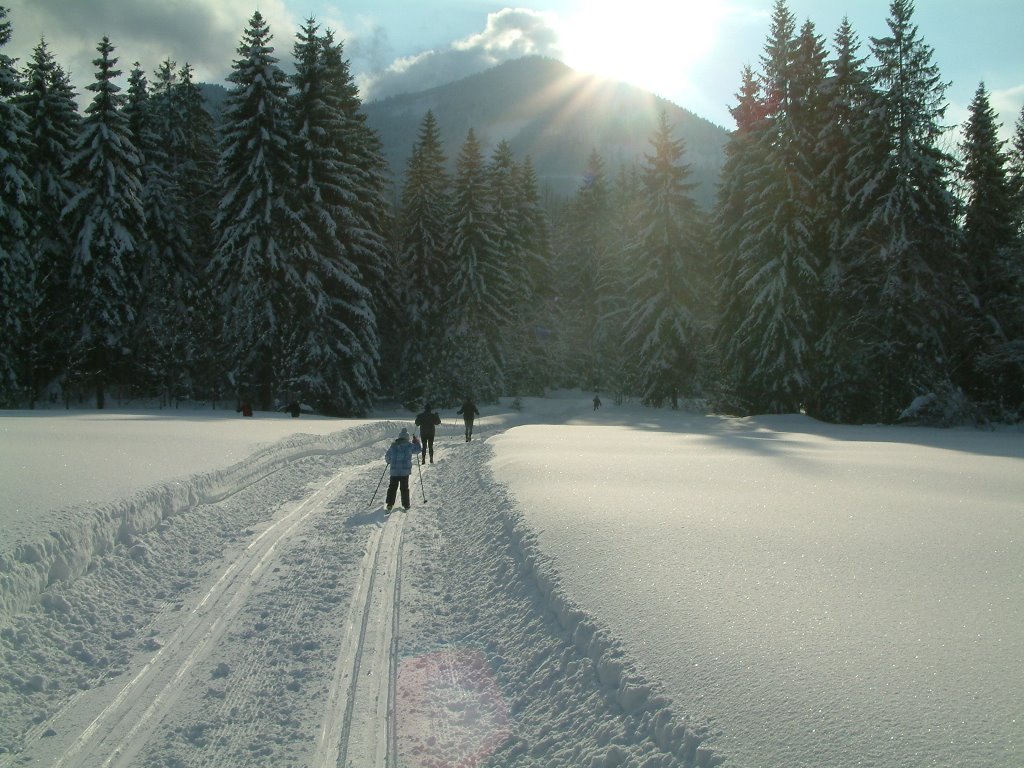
[416, 457, 427, 502]
[369, 463, 388, 508]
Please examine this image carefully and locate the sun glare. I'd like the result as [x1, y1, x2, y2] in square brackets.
[557, 1, 726, 100]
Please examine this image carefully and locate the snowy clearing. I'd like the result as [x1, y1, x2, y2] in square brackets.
[1, 394, 1021, 767]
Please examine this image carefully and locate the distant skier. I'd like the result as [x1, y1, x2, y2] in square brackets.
[457, 397, 480, 442]
[384, 428, 421, 512]
[593, 394, 602, 411]
[284, 400, 301, 417]
[415, 402, 442, 464]
[237, 401, 253, 417]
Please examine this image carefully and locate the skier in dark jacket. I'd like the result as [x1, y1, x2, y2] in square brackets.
[384, 427, 421, 512]
[457, 397, 480, 442]
[414, 402, 442, 464]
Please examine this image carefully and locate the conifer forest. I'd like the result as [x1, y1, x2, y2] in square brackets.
[1, 1, 1022, 424]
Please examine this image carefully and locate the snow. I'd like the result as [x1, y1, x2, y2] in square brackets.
[0, 393, 1021, 767]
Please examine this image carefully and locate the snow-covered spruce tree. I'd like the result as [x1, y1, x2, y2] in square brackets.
[0, 6, 34, 405]
[210, 11, 298, 411]
[15, 39, 81, 406]
[321, 29, 390, 360]
[62, 36, 145, 409]
[713, 65, 768, 414]
[125, 60, 194, 405]
[486, 140, 537, 396]
[555, 148, 615, 390]
[1010, 107, 1024, 221]
[444, 128, 505, 402]
[786, 19, 833, 413]
[286, 19, 379, 416]
[390, 109, 452, 407]
[843, 0, 962, 423]
[502, 155, 554, 397]
[717, 2, 829, 414]
[172, 62, 220, 401]
[959, 86, 1024, 416]
[623, 111, 710, 408]
[603, 163, 646, 401]
[813, 18, 877, 422]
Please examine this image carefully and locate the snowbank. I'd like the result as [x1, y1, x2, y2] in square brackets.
[0, 411, 408, 619]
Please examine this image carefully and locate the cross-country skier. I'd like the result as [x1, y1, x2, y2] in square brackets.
[384, 428, 421, 511]
[414, 402, 441, 464]
[457, 397, 480, 442]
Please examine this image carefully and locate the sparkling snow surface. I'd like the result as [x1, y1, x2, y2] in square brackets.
[1, 394, 1021, 767]
[490, 411, 1024, 767]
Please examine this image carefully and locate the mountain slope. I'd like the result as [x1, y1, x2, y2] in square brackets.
[363, 56, 728, 203]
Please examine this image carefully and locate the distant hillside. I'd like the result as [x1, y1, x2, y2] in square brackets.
[362, 56, 728, 204]
[199, 57, 730, 205]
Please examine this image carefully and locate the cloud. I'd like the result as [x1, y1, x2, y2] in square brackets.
[990, 83, 1024, 128]
[4, 0, 297, 88]
[358, 8, 563, 102]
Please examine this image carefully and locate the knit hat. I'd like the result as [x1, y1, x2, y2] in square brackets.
[397, 427, 410, 441]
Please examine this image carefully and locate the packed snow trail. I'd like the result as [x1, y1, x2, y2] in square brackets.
[1, 418, 711, 767]
[50, 469, 355, 768]
[314, 513, 403, 767]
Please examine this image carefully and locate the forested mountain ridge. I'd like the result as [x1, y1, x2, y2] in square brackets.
[5, 3, 1021, 425]
[361, 56, 728, 203]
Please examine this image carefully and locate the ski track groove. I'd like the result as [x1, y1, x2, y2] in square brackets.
[42, 465, 355, 768]
[314, 511, 403, 768]
[4, 419, 703, 768]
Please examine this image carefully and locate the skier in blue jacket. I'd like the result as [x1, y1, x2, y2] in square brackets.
[384, 427, 421, 511]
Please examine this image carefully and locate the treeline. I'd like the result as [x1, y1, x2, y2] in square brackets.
[1, 1, 1022, 423]
[0, 9, 387, 414]
[712, 0, 1024, 424]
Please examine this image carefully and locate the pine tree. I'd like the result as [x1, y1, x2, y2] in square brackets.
[814, 18, 875, 422]
[959, 85, 1023, 414]
[287, 18, 379, 415]
[62, 36, 145, 409]
[173, 62, 218, 262]
[173, 62, 220, 400]
[716, 1, 827, 413]
[0, 6, 34, 404]
[210, 11, 298, 410]
[445, 128, 505, 401]
[503, 155, 553, 396]
[713, 65, 768, 413]
[997, 107, 1024, 419]
[623, 112, 709, 408]
[132, 58, 195, 405]
[844, 0, 962, 422]
[603, 163, 646, 400]
[487, 139, 533, 393]
[15, 38, 81, 406]
[557, 148, 614, 390]
[392, 109, 451, 405]
[322, 29, 390, 350]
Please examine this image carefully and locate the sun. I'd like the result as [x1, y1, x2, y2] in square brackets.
[555, 0, 726, 100]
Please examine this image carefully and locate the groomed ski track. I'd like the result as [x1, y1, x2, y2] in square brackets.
[1, 419, 713, 767]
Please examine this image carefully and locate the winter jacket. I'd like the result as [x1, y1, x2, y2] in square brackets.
[415, 409, 441, 437]
[457, 400, 480, 421]
[385, 436, 421, 476]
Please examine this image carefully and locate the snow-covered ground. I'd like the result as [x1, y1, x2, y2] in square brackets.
[1, 393, 1021, 767]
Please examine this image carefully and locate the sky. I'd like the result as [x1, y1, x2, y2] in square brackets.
[4, 0, 1023, 136]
